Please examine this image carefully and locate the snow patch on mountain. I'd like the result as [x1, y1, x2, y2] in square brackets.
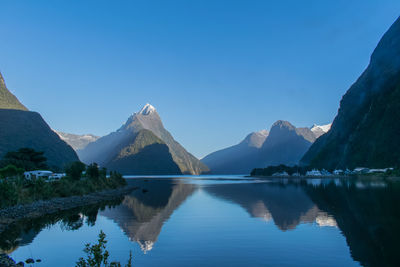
[138, 103, 156, 115]
[55, 131, 100, 151]
[310, 123, 332, 138]
[256, 129, 269, 137]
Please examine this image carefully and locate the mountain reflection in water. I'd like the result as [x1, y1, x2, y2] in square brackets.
[204, 182, 337, 230]
[101, 179, 195, 253]
[2, 177, 400, 267]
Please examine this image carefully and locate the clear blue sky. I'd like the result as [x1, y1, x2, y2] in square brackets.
[0, 1, 399, 158]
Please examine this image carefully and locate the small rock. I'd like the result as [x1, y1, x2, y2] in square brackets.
[25, 258, 34, 264]
[36, 259, 41, 262]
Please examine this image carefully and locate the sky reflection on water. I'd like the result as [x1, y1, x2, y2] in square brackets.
[4, 176, 399, 266]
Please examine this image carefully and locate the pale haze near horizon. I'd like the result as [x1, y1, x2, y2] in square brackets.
[0, 1, 399, 158]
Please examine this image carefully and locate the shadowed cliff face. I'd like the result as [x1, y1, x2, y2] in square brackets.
[205, 181, 335, 231]
[100, 180, 195, 253]
[0, 109, 79, 169]
[0, 74, 78, 169]
[301, 16, 400, 169]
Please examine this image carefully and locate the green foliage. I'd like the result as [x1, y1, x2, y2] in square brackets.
[66, 161, 86, 181]
[0, 148, 47, 171]
[0, 166, 127, 208]
[0, 164, 24, 179]
[76, 231, 132, 267]
[87, 163, 100, 180]
[76, 230, 110, 267]
[0, 179, 19, 206]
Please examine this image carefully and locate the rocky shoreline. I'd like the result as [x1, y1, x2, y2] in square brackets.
[0, 185, 137, 235]
[0, 253, 24, 266]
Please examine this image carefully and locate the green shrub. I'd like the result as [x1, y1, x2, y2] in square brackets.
[0, 164, 24, 179]
[86, 163, 100, 181]
[66, 161, 86, 181]
[76, 231, 132, 267]
[0, 180, 18, 208]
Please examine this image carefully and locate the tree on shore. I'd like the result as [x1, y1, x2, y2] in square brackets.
[0, 148, 47, 171]
[0, 164, 24, 179]
[66, 161, 86, 181]
[86, 163, 100, 180]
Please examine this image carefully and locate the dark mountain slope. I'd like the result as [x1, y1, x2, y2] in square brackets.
[106, 129, 181, 175]
[0, 109, 79, 169]
[301, 16, 400, 169]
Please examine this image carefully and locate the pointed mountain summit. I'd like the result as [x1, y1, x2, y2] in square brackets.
[301, 16, 400, 169]
[0, 72, 28, 111]
[79, 104, 209, 175]
[258, 120, 315, 167]
[138, 103, 156, 115]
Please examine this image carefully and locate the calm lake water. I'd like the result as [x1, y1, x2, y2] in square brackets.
[2, 175, 400, 266]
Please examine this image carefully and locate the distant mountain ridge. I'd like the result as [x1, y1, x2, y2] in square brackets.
[301, 16, 400, 169]
[55, 131, 99, 151]
[79, 104, 209, 175]
[0, 72, 28, 111]
[202, 120, 330, 174]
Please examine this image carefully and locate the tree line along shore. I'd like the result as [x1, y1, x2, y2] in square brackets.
[0, 148, 128, 210]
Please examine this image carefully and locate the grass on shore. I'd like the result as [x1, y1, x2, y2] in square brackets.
[0, 167, 126, 209]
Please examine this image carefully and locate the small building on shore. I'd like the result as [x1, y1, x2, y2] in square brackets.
[24, 171, 66, 180]
[306, 169, 322, 176]
[24, 170, 53, 180]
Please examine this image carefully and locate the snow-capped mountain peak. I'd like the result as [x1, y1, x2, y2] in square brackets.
[138, 103, 156, 115]
[310, 123, 332, 138]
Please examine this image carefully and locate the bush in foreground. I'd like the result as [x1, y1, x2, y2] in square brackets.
[76, 230, 132, 267]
